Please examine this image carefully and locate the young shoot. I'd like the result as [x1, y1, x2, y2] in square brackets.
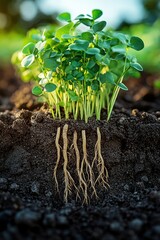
[13, 9, 144, 122]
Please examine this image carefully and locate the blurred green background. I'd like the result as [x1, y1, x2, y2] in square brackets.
[0, 0, 160, 74]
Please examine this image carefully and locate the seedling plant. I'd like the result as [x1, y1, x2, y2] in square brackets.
[13, 9, 144, 203]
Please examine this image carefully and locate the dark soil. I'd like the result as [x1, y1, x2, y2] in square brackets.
[0, 66, 160, 240]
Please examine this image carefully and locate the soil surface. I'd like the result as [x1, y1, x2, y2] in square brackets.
[0, 65, 160, 240]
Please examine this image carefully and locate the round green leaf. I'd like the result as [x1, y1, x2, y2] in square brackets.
[81, 32, 94, 42]
[129, 36, 144, 51]
[100, 72, 115, 84]
[21, 54, 35, 67]
[92, 21, 106, 32]
[45, 83, 57, 92]
[32, 86, 43, 96]
[111, 45, 126, 53]
[92, 9, 103, 20]
[57, 12, 71, 22]
[130, 62, 143, 71]
[70, 40, 89, 51]
[22, 42, 35, 55]
[86, 48, 100, 55]
[44, 59, 58, 71]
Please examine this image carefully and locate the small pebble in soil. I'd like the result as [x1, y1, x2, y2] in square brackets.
[156, 111, 160, 117]
[136, 182, 145, 190]
[129, 218, 143, 231]
[131, 109, 140, 117]
[31, 181, 40, 195]
[124, 184, 130, 191]
[141, 176, 149, 183]
[119, 117, 126, 124]
[110, 221, 123, 233]
[10, 183, 19, 191]
[134, 164, 144, 174]
[45, 191, 52, 197]
[57, 215, 68, 226]
[0, 178, 8, 190]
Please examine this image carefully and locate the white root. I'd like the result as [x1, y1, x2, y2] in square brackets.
[92, 127, 109, 189]
[54, 125, 109, 204]
[81, 130, 98, 199]
[62, 124, 79, 202]
[73, 130, 88, 204]
[53, 127, 61, 192]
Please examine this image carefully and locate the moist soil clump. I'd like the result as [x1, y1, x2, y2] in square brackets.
[0, 109, 160, 240]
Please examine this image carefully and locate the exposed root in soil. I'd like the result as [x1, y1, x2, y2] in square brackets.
[81, 130, 98, 199]
[53, 125, 108, 203]
[62, 124, 79, 203]
[92, 127, 109, 189]
[53, 127, 61, 193]
[73, 130, 88, 204]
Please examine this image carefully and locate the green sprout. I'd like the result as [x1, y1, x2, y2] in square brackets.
[12, 10, 145, 203]
[13, 9, 144, 123]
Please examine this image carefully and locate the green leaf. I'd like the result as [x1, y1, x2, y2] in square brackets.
[71, 61, 81, 67]
[81, 32, 94, 42]
[79, 18, 93, 27]
[111, 45, 126, 53]
[92, 9, 103, 20]
[87, 60, 96, 69]
[55, 22, 74, 39]
[45, 83, 57, 92]
[130, 62, 143, 71]
[98, 40, 110, 49]
[44, 58, 58, 71]
[91, 80, 100, 91]
[117, 82, 128, 91]
[115, 54, 125, 60]
[95, 53, 103, 61]
[100, 72, 115, 84]
[62, 34, 74, 39]
[86, 48, 100, 55]
[75, 14, 85, 20]
[32, 86, 43, 96]
[92, 21, 106, 32]
[65, 65, 73, 73]
[129, 36, 144, 51]
[112, 32, 128, 44]
[75, 39, 89, 45]
[70, 40, 89, 51]
[57, 12, 71, 22]
[70, 44, 85, 51]
[21, 54, 35, 67]
[22, 42, 35, 55]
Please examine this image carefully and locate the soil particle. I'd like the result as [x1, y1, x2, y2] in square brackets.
[31, 181, 40, 195]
